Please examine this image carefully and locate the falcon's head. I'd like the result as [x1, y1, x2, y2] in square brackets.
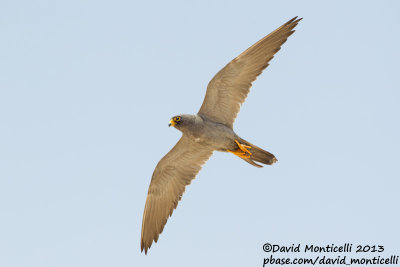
[168, 114, 194, 132]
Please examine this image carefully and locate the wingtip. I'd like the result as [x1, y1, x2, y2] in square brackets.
[141, 240, 149, 255]
[288, 16, 303, 25]
[295, 17, 303, 23]
[286, 17, 303, 35]
[141, 246, 149, 255]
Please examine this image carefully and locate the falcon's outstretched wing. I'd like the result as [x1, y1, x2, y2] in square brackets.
[141, 135, 213, 254]
[198, 17, 302, 128]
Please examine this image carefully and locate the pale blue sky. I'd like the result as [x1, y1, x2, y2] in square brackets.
[1, 1, 399, 266]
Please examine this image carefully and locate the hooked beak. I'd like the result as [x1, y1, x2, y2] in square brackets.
[168, 119, 176, 127]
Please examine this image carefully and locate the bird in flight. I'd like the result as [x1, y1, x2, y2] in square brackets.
[141, 17, 302, 254]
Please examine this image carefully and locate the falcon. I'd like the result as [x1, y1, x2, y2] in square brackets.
[141, 17, 302, 254]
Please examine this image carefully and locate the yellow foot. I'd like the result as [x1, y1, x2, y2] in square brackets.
[227, 140, 252, 159]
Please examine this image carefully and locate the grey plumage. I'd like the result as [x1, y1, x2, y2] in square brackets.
[141, 17, 302, 254]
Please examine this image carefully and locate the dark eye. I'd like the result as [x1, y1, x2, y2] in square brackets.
[175, 116, 181, 122]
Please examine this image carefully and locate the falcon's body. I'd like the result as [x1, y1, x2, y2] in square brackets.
[172, 114, 237, 151]
[141, 17, 302, 254]
[170, 114, 277, 167]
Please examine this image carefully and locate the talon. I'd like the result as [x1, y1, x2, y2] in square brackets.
[228, 140, 252, 159]
[234, 140, 252, 155]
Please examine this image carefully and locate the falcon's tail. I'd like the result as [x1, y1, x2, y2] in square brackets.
[238, 138, 277, 168]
